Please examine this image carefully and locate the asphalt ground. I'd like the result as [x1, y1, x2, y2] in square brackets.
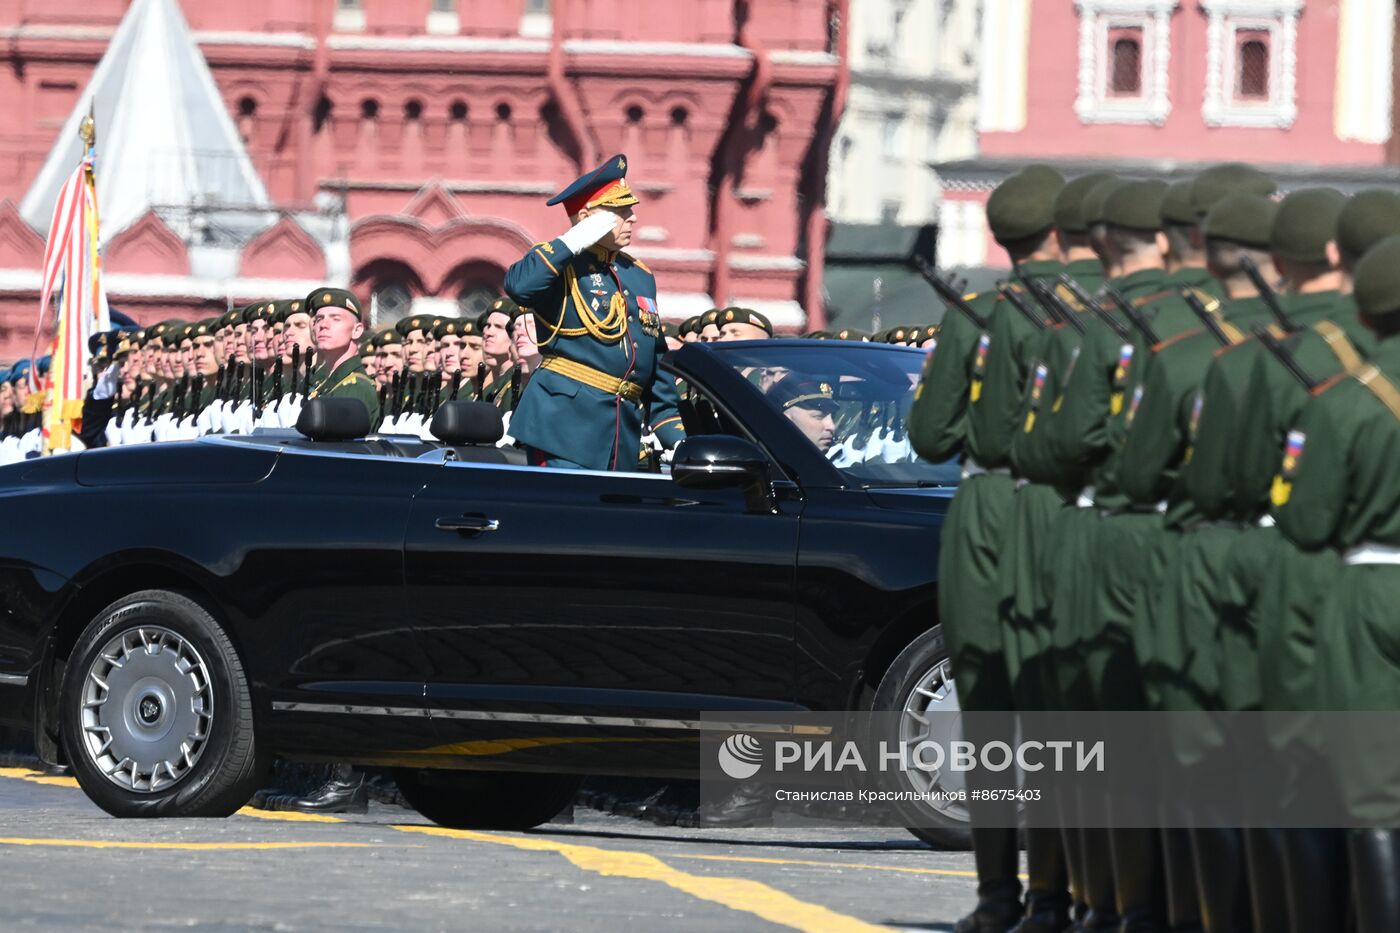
[0, 764, 981, 932]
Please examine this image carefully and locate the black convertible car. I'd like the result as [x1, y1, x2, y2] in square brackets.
[0, 340, 963, 841]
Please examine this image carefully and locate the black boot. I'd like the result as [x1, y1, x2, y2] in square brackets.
[955, 827, 1023, 933]
[698, 781, 774, 827]
[1348, 829, 1400, 933]
[1189, 828, 1252, 933]
[1079, 828, 1121, 930]
[1110, 828, 1165, 933]
[1160, 828, 1203, 932]
[1012, 827, 1072, 933]
[1242, 829, 1288, 933]
[1280, 828, 1346, 933]
[263, 763, 368, 814]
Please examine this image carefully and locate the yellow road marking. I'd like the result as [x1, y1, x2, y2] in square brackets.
[393, 824, 887, 933]
[236, 807, 346, 824]
[670, 852, 978, 878]
[0, 767, 79, 788]
[0, 837, 388, 851]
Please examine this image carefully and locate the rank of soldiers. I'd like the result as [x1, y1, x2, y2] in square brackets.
[0, 289, 932, 462]
[907, 165, 1400, 933]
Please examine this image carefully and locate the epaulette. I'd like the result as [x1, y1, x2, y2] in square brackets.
[533, 240, 556, 254]
[620, 252, 651, 275]
[334, 372, 369, 391]
[1053, 283, 1086, 312]
[1185, 287, 1221, 315]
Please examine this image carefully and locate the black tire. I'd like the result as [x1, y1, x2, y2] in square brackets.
[396, 768, 580, 830]
[60, 590, 262, 817]
[871, 625, 973, 851]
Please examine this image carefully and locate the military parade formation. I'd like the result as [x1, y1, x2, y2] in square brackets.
[3, 146, 1400, 933]
[910, 165, 1400, 933]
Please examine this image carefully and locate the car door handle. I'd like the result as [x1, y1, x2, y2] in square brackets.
[435, 514, 500, 534]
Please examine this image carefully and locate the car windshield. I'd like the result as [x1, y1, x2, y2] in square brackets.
[705, 341, 960, 487]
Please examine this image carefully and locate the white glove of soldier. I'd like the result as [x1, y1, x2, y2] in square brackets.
[558, 211, 618, 255]
[92, 363, 121, 401]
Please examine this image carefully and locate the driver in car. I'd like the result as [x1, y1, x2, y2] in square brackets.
[767, 378, 838, 453]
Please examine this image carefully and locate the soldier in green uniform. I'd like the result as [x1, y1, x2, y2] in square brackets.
[1159, 179, 1226, 303]
[698, 308, 722, 342]
[1274, 234, 1400, 933]
[305, 287, 378, 425]
[433, 317, 474, 405]
[1153, 188, 1350, 933]
[679, 315, 702, 343]
[1222, 190, 1400, 931]
[909, 165, 1065, 933]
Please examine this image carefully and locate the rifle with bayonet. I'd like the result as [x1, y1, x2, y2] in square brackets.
[1253, 325, 1317, 390]
[1181, 290, 1232, 347]
[998, 284, 1047, 331]
[1057, 275, 1134, 342]
[1103, 285, 1162, 346]
[914, 257, 989, 330]
[1025, 278, 1086, 334]
[1240, 255, 1295, 333]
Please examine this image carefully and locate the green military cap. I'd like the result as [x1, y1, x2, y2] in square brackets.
[834, 327, 870, 341]
[306, 287, 365, 320]
[147, 321, 171, 344]
[480, 295, 518, 327]
[432, 317, 462, 340]
[1203, 193, 1278, 249]
[1337, 189, 1400, 265]
[1160, 179, 1198, 226]
[216, 308, 241, 331]
[1190, 163, 1276, 219]
[700, 308, 721, 329]
[1082, 176, 1126, 226]
[801, 329, 831, 339]
[165, 322, 192, 346]
[679, 315, 701, 336]
[371, 327, 402, 348]
[1104, 179, 1168, 231]
[190, 319, 216, 339]
[1353, 234, 1400, 318]
[662, 322, 679, 339]
[885, 326, 911, 344]
[273, 298, 308, 323]
[1270, 187, 1347, 264]
[458, 318, 479, 337]
[1053, 172, 1114, 235]
[719, 306, 772, 335]
[395, 313, 431, 338]
[986, 166, 1065, 242]
[768, 377, 839, 414]
[241, 302, 275, 325]
[902, 325, 928, 344]
[132, 327, 146, 344]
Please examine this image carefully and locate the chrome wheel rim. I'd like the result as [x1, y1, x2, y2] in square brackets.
[79, 625, 214, 793]
[898, 657, 969, 824]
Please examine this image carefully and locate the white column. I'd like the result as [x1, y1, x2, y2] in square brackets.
[977, 0, 1031, 133]
[1334, 0, 1395, 143]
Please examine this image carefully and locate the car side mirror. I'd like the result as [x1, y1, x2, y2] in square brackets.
[671, 435, 775, 512]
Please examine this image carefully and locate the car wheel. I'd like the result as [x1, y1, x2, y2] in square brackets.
[60, 590, 262, 817]
[396, 769, 580, 830]
[871, 625, 973, 850]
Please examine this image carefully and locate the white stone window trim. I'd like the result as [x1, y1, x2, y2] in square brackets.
[1201, 0, 1302, 129]
[1074, 0, 1178, 126]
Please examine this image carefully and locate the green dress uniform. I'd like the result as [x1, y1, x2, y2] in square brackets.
[1273, 235, 1400, 929]
[307, 355, 379, 426]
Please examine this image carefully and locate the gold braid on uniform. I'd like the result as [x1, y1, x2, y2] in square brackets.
[537, 265, 629, 347]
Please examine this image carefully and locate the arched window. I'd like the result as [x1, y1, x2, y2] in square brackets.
[360, 99, 380, 121]
[404, 99, 423, 121]
[495, 102, 512, 121]
[670, 106, 689, 126]
[1236, 36, 1270, 100]
[1110, 35, 1142, 95]
[371, 282, 412, 325]
[449, 100, 468, 122]
[625, 104, 645, 124]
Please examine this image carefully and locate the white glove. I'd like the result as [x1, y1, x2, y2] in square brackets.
[93, 363, 121, 401]
[558, 211, 618, 255]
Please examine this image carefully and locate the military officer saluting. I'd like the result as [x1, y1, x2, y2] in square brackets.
[504, 154, 685, 469]
[305, 287, 379, 425]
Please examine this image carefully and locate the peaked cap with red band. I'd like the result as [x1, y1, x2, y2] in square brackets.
[547, 153, 640, 216]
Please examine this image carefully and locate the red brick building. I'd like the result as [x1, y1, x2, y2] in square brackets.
[937, 0, 1397, 271]
[0, 0, 847, 358]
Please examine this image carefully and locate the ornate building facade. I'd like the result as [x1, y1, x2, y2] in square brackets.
[939, 0, 1396, 269]
[0, 0, 846, 358]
